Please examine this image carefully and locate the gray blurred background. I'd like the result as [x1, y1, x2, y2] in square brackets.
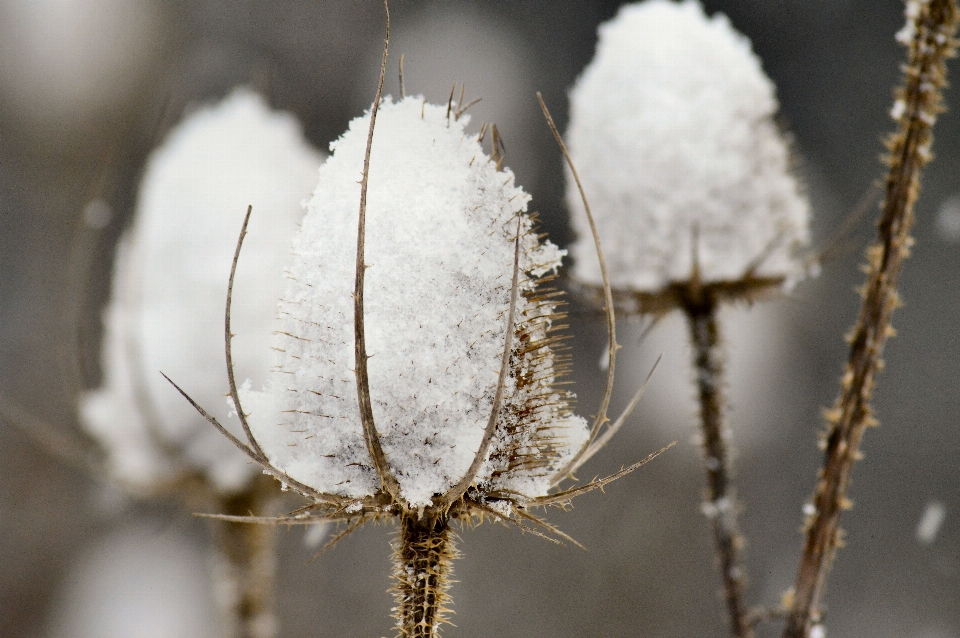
[1, 1, 958, 636]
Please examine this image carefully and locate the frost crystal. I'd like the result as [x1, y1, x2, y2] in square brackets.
[241, 96, 587, 508]
[567, 0, 810, 294]
[80, 88, 324, 493]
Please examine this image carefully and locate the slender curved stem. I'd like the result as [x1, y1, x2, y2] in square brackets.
[162, 372, 340, 504]
[225, 204, 266, 461]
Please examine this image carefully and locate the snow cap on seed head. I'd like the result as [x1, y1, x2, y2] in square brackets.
[567, 0, 810, 295]
[241, 95, 588, 509]
[80, 88, 324, 494]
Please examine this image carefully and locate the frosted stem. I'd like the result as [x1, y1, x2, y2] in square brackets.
[681, 289, 751, 638]
[784, 2, 958, 636]
[393, 513, 456, 638]
[214, 477, 278, 638]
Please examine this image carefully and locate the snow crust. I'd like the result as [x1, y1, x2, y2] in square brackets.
[241, 97, 587, 508]
[567, 0, 810, 293]
[80, 88, 324, 494]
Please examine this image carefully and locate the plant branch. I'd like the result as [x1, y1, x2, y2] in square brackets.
[784, 2, 959, 636]
[393, 513, 457, 638]
[213, 476, 279, 638]
[680, 285, 750, 638]
[226, 204, 267, 461]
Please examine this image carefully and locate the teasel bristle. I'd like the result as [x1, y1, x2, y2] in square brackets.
[392, 513, 459, 638]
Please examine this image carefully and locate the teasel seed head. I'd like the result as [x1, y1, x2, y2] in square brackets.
[80, 88, 323, 495]
[240, 95, 587, 510]
[566, 0, 812, 313]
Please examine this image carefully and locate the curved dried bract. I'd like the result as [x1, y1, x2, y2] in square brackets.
[226, 204, 267, 462]
[536, 93, 618, 486]
[353, 3, 402, 500]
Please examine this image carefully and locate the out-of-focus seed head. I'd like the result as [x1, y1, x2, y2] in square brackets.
[567, 0, 811, 298]
[80, 88, 323, 494]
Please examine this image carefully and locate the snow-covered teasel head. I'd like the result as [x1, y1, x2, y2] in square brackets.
[169, 32, 668, 632]
[238, 96, 592, 510]
[566, 0, 811, 310]
[80, 88, 324, 495]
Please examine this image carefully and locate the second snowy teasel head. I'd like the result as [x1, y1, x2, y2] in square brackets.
[80, 88, 323, 496]
[566, 0, 811, 311]
[236, 95, 594, 512]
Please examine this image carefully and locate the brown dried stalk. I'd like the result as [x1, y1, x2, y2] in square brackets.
[214, 475, 280, 638]
[678, 281, 749, 638]
[354, 0, 401, 501]
[783, 2, 959, 636]
[393, 513, 458, 638]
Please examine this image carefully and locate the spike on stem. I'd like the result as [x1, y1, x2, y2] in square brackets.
[393, 513, 457, 638]
[784, 2, 959, 636]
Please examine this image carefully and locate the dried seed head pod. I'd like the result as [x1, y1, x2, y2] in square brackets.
[81, 88, 323, 494]
[566, 0, 811, 300]
[241, 96, 588, 509]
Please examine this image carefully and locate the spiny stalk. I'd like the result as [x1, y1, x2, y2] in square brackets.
[679, 284, 749, 638]
[392, 513, 458, 638]
[783, 1, 959, 636]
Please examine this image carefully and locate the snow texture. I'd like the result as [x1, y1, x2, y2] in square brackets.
[567, 0, 811, 293]
[80, 88, 324, 494]
[241, 96, 587, 508]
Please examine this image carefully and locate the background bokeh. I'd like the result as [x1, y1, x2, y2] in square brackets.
[1, 1, 958, 637]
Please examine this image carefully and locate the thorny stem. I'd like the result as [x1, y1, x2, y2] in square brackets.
[784, 2, 959, 637]
[680, 286, 750, 638]
[393, 513, 457, 638]
[213, 476, 279, 638]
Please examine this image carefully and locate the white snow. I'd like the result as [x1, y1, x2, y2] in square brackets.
[242, 96, 587, 508]
[566, 0, 811, 293]
[916, 500, 946, 545]
[80, 87, 324, 494]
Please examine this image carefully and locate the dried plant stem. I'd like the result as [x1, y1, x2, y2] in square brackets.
[393, 513, 457, 638]
[783, 2, 958, 637]
[680, 288, 750, 638]
[213, 476, 279, 638]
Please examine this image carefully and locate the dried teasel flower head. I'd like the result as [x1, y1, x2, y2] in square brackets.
[239, 95, 590, 510]
[566, 0, 811, 312]
[172, 82, 670, 638]
[81, 88, 324, 495]
[170, 16, 670, 635]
